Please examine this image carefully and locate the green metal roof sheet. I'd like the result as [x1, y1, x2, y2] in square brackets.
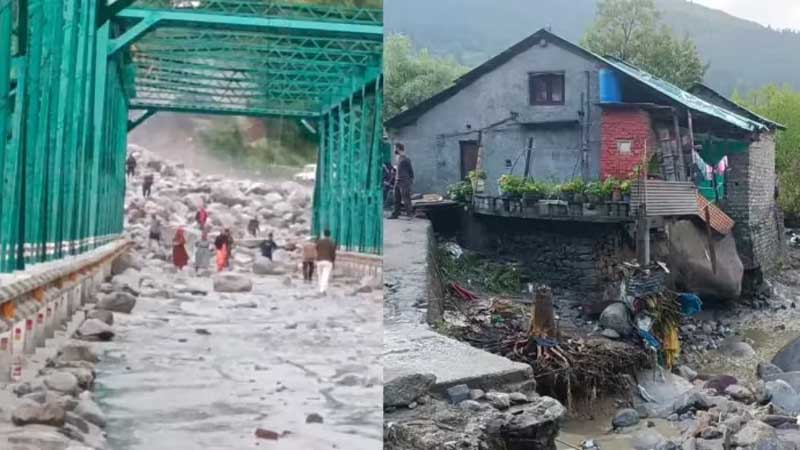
[602, 57, 767, 133]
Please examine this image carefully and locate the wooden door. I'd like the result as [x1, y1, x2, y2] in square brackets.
[460, 140, 479, 180]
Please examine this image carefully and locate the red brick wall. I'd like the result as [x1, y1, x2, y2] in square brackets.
[600, 108, 652, 179]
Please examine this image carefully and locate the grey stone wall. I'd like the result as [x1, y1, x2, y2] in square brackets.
[724, 133, 783, 274]
[458, 214, 628, 303]
[388, 38, 603, 196]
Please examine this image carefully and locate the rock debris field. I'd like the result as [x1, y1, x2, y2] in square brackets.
[0, 148, 383, 450]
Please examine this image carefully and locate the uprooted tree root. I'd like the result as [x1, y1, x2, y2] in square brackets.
[463, 328, 651, 410]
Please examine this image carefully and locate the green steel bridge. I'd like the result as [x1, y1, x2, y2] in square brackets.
[0, 0, 384, 273]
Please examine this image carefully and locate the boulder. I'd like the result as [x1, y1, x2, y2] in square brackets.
[773, 337, 800, 372]
[631, 430, 667, 450]
[44, 372, 80, 395]
[758, 361, 785, 379]
[485, 392, 511, 410]
[384, 374, 436, 407]
[111, 252, 141, 275]
[57, 344, 98, 364]
[485, 396, 565, 447]
[598, 302, 633, 337]
[87, 309, 114, 325]
[12, 401, 66, 427]
[664, 220, 743, 300]
[612, 408, 640, 428]
[731, 421, 783, 449]
[719, 338, 756, 358]
[724, 384, 755, 403]
[76, 319, 115, 342]
[211, 184, 247, 207]
[74, 397, 106, 428]
[764, 371, 800, 394]
[263, 192, 283, 204]
[212, 273, 253, 293]
[678, 365, 699, 382]
[704, 375, 738, 395]
[446, 384, 470, 404]
[97, 291, 137, 314]
[673, 390, 713, 414]
[765, 380, 800, 415]
[253, 257, 286, 276]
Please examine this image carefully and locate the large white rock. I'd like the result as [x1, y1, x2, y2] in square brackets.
[76, 319, 115, 342]
[213, 273, 253, 292]
[97, 291, 137, 314]
[44, 372, 80, 395]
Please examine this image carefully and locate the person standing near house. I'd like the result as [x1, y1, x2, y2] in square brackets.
[382, 161, 395, 209]
[315, 229, 336, 294]
[126, 155, 137, 179]
[142, 173, 155, 198]
[390, 143, 414, 219]
[248, 218, 260, 238]
[302, 238, 317, 283]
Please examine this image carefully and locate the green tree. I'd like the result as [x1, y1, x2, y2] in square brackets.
[582, 0, 707, 89]
[384, 34, 469, 119]
[735, 85, 800, 218]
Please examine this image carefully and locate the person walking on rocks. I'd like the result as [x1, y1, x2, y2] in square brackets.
[148, 215, 162, 252]
[302, 238, 317, 283]
[196, 205, 208, 229]
[390, 143, 414, 219]
[194, 230, 212, 273]
[259, 232, 279, 261]
[142, 173, 154, 198]
[248, 218, 260, 238]
[172, 227, 189, 271]
[215, 228, 233, 271]
[126, 155, 137, 179]
[315, 229, 336, 294]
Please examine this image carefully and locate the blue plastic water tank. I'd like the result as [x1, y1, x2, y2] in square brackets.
[599, 69, 622, 103]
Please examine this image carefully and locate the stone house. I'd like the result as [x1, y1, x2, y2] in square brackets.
[386, 29, 785, 296]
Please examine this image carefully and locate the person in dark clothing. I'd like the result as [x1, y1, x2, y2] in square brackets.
[390, 143, 414, 219]
[382, 162, 395, 209]
[259, 232, 279, 261]
[247, 218, 260, 237]
[142, 173, 154, 198]
[126, 155, 137, 179]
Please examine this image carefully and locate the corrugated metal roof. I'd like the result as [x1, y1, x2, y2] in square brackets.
[602, 57, 767, 133]
[631, 180, 698, 217]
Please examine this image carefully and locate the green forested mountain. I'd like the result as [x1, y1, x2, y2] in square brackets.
[384, 0, 800, 94]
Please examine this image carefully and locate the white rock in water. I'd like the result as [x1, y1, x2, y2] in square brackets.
[264, 192, 283, 204]
[213, 273, 253, 292]
[44, 372, 80, 395]
[77, 319, 115, 342]
[246, 183, 272, 196]
[75, 397, 106, 428]
[274, 202, 292, 214]
[12, 400, 66, 427]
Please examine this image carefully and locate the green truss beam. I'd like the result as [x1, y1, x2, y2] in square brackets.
[129, 102, 318, 118]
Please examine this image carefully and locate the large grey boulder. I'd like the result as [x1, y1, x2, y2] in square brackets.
[759, 361, 785, 379]
[76, 319, 115, 342]
[97, 291, 137, 314]
[764, 371, 800, 394]
[731, 420, 788, 449]
[253, 257, 286, 276]
[87, 309, 114, 325]
[773, 337, 800, 372]
[12, 401, 66, 427]
[111, 252, 142, 275]
[74, 397, 106, 428]
[213, 273, 253, 293]
[664, 220, 743, 300]
[765, 379, 800, 415]
[612, 408, 640, 428]
[599, 303, 633, 337]
[57, 344, 98, 364]
[384, 373, 436, 407]
[44, 372, 80, 395]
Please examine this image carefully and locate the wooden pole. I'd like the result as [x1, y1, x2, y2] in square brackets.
[637, 138, 650, 266]
[705, 205, 717, 274]
[672, 110, 685, 181]
[523, 137, 533, 179]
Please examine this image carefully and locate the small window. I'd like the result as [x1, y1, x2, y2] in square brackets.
[529, 73, 565, 105]
[617, 140, 633, 155]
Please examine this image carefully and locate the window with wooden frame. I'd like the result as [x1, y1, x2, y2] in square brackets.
[529, 72, 565, 105]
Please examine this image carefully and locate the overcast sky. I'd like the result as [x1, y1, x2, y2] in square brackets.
[692, 0, 800, 30]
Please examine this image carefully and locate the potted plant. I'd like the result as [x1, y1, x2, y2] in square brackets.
[620, 179, 632, 203]
[468, 170, 487, 194]
[498, 174, 524, 211]
[447, 179, 474, 204]
[521, 180, 546, 205]
[560, 179, 584, 204]
[585, 181, 603, 209]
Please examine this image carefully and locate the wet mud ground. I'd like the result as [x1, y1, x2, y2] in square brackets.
[95, 269, 382, 450]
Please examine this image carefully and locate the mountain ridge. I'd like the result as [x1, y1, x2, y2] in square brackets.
[384, 0, 800, 95]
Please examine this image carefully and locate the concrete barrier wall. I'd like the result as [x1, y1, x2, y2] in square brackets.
[0, 240, 131, 382]
[333, 251, 383, 280]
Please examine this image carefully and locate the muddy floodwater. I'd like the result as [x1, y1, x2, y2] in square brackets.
[94, 270, 382, 450]
[557, 417, 681, 450]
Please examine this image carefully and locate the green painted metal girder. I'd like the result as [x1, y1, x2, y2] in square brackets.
[135, 67, 338, 89]
[127, 107, 156, 131]
[132, 0, 382, 25]
[129, 102, 318, 118]
[116, 8, 383, 41]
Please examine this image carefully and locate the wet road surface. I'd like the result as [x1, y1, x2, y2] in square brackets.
[95, 269, 382, 450]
